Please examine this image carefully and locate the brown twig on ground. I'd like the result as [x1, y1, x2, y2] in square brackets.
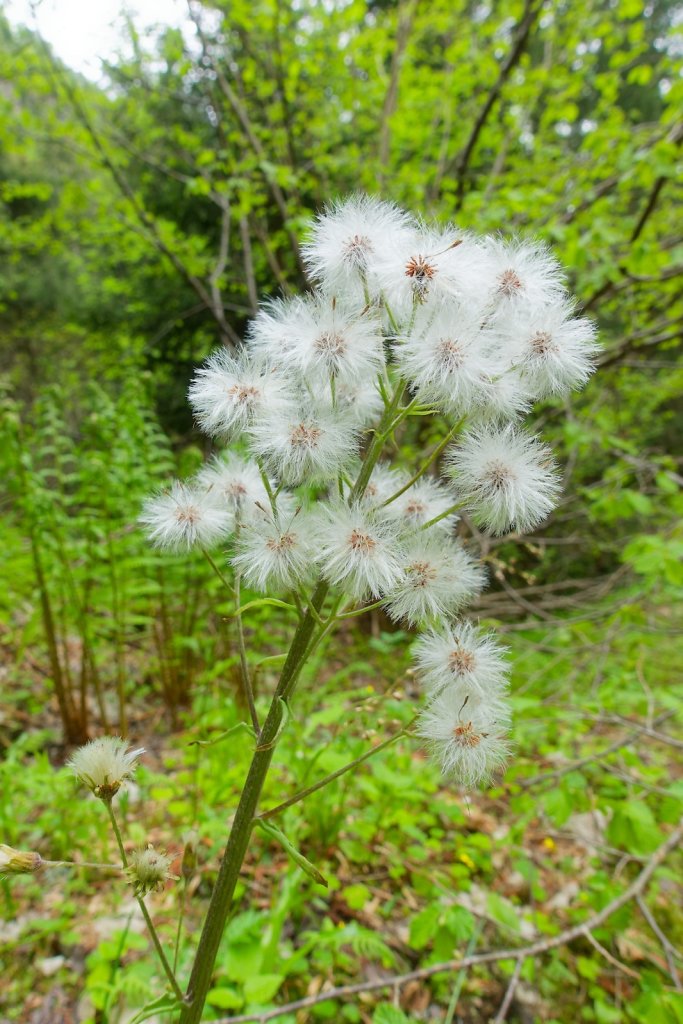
[213, 820, 683, 1024]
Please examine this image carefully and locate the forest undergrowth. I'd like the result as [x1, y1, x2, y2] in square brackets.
[1, 576, 681, 1024]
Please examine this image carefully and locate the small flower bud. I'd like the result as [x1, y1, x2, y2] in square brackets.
[0, 843, 42, 875]
[181, 831, 198, 882]
[67, 736, 144, 801]
[127, 844, 174, 897]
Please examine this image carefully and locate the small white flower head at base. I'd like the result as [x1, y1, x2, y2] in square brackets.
[313, 502, 405, 601]
[384, 538, 486, 626]
[232, 513, 313, 593]
[494, 301, 599, 398]
[67, 736, 144, 801]
[196, 455, 272, 527]
[0, 844, 43, 876]
[140, 481, 232, 552]
[127, 844, 174, 897]
[188, 351, 294, 440]
[249, 404, 359, 486]
[418, 694, 511, 788]
[286, 296, 385, 386]
[413, 620, 510, 703]
[383, 477, 460, 535]
[479, 236, 566, 315]
[447, 425, 561, 536]
[302, 194, 414, 298]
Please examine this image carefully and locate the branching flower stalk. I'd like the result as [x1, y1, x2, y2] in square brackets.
[89, 194, 595, 1020]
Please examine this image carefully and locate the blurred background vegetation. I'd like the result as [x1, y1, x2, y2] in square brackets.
[0, 1, 681, 1022]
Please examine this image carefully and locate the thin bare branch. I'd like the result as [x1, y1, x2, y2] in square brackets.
[213, 820, 683, 1023]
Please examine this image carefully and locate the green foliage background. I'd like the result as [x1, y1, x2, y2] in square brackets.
[0, 1, 681, 1022]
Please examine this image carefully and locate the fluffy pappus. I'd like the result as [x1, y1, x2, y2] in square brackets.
[189, 351, 295, 440]
[302, 193, 415, 298]
[384, 537, 486, 626]
[447, 425, 561, 535]
[249, 403, 360, 486]
[413, 620, 510, 703]
[67, 737, 144, 800]
[312, 502, 405, 601]
[232, 512, 314, 592]
[139, 481, 232, 551]
[417, 693, 511, 787]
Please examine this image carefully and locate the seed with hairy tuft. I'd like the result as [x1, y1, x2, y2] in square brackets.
[227, 383, 260, 404]
[349, 529, 376, 554]
[405, 255, 436, 298]
[453, 721, 483, 748]
[343, 233, 373, 266]
[290, 423, 322, 448]
[266, 531, 297, 553]
[448, 647, 476, 675]
[498, 269, 523, 295]
[530, 330, 558, 356]
[407, 560, 438, 588]
[436, 338, 464, 370]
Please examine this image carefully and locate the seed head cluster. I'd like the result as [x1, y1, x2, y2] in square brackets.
[139, 194, 598, 786]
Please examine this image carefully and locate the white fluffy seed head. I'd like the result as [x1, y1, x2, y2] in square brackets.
[478, 236, 567, 315]
[395, 304, 494, 415]
[494, 301, 599, 398]
[312, 502, 405, 601]
[196, 454, 271, 525]
[447, 425, 561, 535]
[284, 296, 385, 385]
[417, 693, 511, 787]
[139, 481, 232, 551]
[246, 296, 308, 362]
[232, 513, 313, 593]
[188, 351, 295, 439]
[302, 193, 415, 299]
[249, 403, 360, 486]
[370, 225, 488, 316]
[381, 476, 460, 535]
[413, 620, 510, 703]
[67, 736, 144, 800]
[384, 538, 486, 626]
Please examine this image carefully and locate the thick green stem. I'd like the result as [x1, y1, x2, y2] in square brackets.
[178, 579, 329, 1022]
[179, 380, 408, 1023]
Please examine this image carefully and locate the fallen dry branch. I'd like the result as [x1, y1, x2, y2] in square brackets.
[214, 818, 683, 1024]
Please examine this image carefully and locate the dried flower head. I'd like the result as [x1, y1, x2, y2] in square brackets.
[0, 844, 43, 875]
[385, 539, 486, 625]
[139, 480, 232, 551]
[447, 425, 560, 535]
[413, 621, 510, 704]
[127, 844, 174, 896]
[418, 694, 510, 787]
[67, 736, 144, 800]
[313, 502, 405, 600]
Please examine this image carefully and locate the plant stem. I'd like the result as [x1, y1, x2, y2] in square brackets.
[104, 800, 184, 1003]
[179, 381, 407, 1024]
[420, 500, 466, 532]
[234, 554, 260, 734]
[257, 718, 417, 819]
[178, 579, 330, 1023]
[42, 859, 123, 871]
[381, 417, 466, 508]
[202, 548, 233, 592]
